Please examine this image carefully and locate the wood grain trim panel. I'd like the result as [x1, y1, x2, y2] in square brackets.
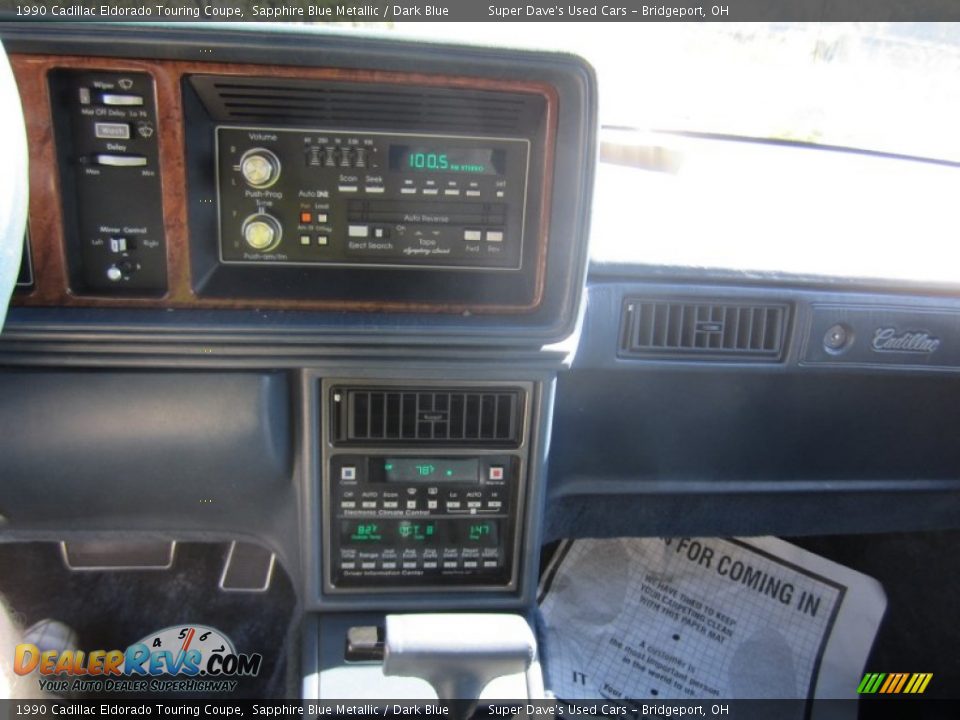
[10, 53, 558, 314]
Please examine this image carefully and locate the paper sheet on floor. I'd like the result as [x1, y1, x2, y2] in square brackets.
[538, 537, 886, 708]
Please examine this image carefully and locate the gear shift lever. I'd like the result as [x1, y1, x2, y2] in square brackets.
[379, 614, 541, 719]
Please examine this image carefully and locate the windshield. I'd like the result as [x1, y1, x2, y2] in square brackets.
[366, 22, 957, 284]
[396, 22, 960, 163]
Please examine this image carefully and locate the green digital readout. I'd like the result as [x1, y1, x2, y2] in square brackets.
[467, 522, 494, 542]
[389, 146, 505, 176]
[397, 521, 436, 542]
[382, 458, 479, 483]
[349, 523, 382, 542]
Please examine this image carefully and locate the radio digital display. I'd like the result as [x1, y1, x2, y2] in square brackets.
[378, 458, 480, 483]
[340, 519, 498, 548]
[388, 146, 505, 175]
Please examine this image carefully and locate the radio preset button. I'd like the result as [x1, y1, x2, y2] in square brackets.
[422, 188, 439, 195]
[466, 190, 481, 197]
[400, 187, 417, 194]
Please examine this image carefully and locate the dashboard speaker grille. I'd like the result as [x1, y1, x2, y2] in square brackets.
[620, 298, 789, 361]
[333, 387, 523, 446]
[188, 76, 541, 134]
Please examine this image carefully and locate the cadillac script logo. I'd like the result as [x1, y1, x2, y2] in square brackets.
[871, 327, 941, 354]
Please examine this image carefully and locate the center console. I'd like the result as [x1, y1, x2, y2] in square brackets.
[321, 381, 532, 595]
[1, 22, 597, 701]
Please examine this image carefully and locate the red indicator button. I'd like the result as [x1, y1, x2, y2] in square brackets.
[299, 211, 312, 224]
[488, 466, 504, 481]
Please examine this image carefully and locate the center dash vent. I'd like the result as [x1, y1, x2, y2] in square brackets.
[332, 387, 524, 446]
[188, 75, 543, 135]
[619, 298, 789, 361]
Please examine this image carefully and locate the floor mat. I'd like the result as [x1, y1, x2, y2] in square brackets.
[792, 531, 960, 708]
[0, 541, 297, 699]
[537, 536, 885, 707]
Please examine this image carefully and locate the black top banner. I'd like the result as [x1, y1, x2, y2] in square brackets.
[4, 0, 960, 22]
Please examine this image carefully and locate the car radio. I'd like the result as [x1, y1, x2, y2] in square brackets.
[216, 127, 530, 271]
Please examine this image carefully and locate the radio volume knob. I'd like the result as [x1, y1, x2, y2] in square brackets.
[242, 213, 282, 252]
[239, 148, 281, 189]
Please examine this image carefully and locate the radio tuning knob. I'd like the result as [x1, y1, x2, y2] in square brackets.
[241, 213, 282, 252]
[239, 148, 281, 189]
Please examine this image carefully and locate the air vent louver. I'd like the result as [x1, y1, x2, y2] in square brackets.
[189, 75, 541, 134]
[619, 298, 789, 361]
[334, 387, 523, 446]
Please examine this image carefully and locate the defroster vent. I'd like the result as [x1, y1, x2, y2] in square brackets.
[620, 298, 789, 361]
[188, 75, 543, 135]
[332, 387, 524, 446]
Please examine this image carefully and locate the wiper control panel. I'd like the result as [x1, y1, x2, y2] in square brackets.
[48, 69, 167, 295]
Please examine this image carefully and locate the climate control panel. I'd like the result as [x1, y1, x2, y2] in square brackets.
[216, 127, 530, 271]
[326, 454, 519, 591]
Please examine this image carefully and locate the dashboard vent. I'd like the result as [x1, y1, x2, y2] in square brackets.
[333, 387, 523, 446]
[189, 76, 540, 134]
[619, 298, 789, 361]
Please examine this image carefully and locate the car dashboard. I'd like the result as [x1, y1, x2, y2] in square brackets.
[2, 21, 960, 703]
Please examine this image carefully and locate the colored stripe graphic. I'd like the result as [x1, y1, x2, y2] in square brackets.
[859, 672, 933, 694]
[857, 673, 886, 694]
[892, 673, 909, 693]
